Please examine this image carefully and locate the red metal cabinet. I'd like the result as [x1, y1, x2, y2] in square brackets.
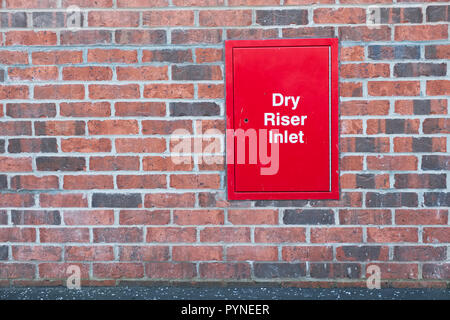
[226, 38, 339, 200]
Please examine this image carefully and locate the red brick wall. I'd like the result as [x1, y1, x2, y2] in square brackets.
[0, 0, 448, 287]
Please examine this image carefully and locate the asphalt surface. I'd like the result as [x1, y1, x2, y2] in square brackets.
[0, 286, 449, 300]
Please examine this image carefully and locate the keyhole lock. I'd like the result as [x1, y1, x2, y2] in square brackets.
[244, 118, 249, 123]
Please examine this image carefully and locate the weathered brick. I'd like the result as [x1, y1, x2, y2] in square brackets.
[257, 10, 308, 25]
[283, 209, 334, 225]
[92, 193, 142, 208]
[254, 263, 306, 278]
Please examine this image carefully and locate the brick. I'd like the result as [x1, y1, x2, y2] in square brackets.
[88, 120, 138, 135]
[60, 102, 111, 118]
[423, 228, 450, 243]
[142, 156, 193, 172]
[201, 227, 250, 243]
[395, 25, 448, 41]
[423, 264, 450, 280]
[146, 227, 196, 243]
[366, 192, 418, 208]
[340, 100, 391, 117]
[117, 0, 168, 6]
[117, 175, 166, 189]
[0, 86, 29, 99]
[32, 50, 82, 65]
[6, 0, 58, 8]
[394, 174, 446, 189]
[0, 51, 29, 64]
[142, 120, 193, 135]
[93, 263, 144, 279]
[423, 118, 450, 134]
[255, 227, 305, 243]
[425, 45, 450, 59]
[341, 119, 363, 134]
[89, 156, 139, 171]
[424, 192, 449, 207]
[171, 29, 222, 44]
[228, 209, 278, 225]
[254, 263, 306, 278]
[34, 85, 84, 100]
[227, 246, 277, 261]
[422, 155, 450, 171]
[367, 119, 420, 134]
[282, 27, 335, 38]
[5, 31, 57, 46]
[394, 63, 447, 77]
[0, 246, 8, 260]
[89, 84, 140, 100]
[172, 65, 222, 81]
[336, 246, 389, 261]
[170, 174, 220, 189]
[427, 80, 450, 96]
[173, 246, 222, 261]
[36, 157, 85, 172]
[144, 84, 194, 99]
[88, 49, 137, 63]
[314, 8, 365, 24]
[311, 228, 363, 243]
[368, 45, 420, 60]
[0, 157, 32, 172]
[35, 121, 85, 136]
[11, 210, 60, 225]
[200, 262, 250, 280]
[39, 193, 88, 208]
[396, 209, 448, 225]
[341, 63, 389, 78]
[339, 209, 392, 225]
[61, 30, 111, 45]
[340, 173, 389, 189]
[115, 102, 165, 117]
[367, 227, 418, 242]
[283, 209, 334, 225]
[64, 210, 114, 225]
[94, 227, 142, 243]
[0, 228, 36, 242]
[395, 99, 448, 115]
[394, 246, 446, 261]
[119, 210, 170, 225]
[38, 263, 88, 279]
[145, 262, 196, 279]
[339, 26, 391, 41]
[367, 156, 418, 171]
[117, 66, 168, 81]
[9, 67, 58, 81]
[257, 9, 308, 25]
[144, 193, 195, 208]
[115, 30, 166, 45]
[378, 7, 423, 24]
[0, 263, 35, 279]
[143, 10, 193, 27]
[32, 12, 66, 28]
[12, 246, 61, 261]
[394, 137, 446, 153]
[92, 193, 142, 208]
[341, 156, 363, 171]
[62, 66, 112, 81]
[170, 102, 220, 117]
[143, 49, 192, 63]
[198, 84, 224, 99]
[174, 209, 224, 225]
[6, 103, 56, 118]
[173, 0, 223, 5]
[61, 138, 111, 153]
[426, 5, 449, 22]
[88, 11, 139, 27]
[339, 82, 362, 97]
[115, 138, 166, 154]
[119, 246, 169, 261]
[340, 46, 364, 61]
[66, 246, 114, 261]
[63, 0, 112, 7]
[282, 246, 333, 261]
[11, 175, 58, 190]
[368, 81, 420, 96]
[310, 263, 361, 279]
[40, 228, 89, 243]
[228, 28, 279, 40]
[0, 211, 7, 225]
[200, 10, 251, 26]
[63, 175, 114, 190]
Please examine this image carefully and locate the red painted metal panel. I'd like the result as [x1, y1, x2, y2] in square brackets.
[226, 38, 339, 200]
